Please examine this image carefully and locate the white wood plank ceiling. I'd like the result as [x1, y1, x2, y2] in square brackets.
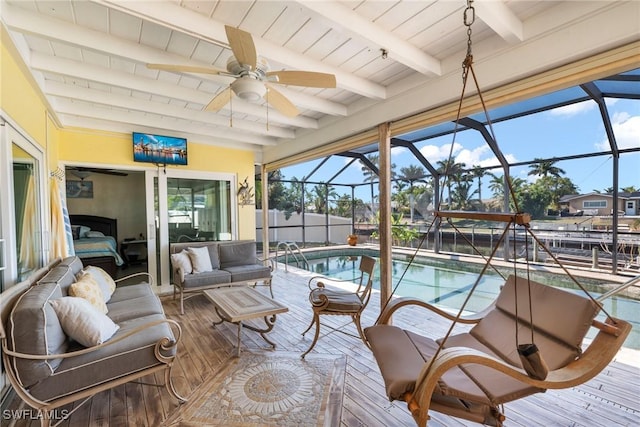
[2, 1, 638, 160]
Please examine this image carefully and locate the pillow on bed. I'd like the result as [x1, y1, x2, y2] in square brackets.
[85, 230, 105, 238]
[71, 225, 81, 240]
[79, 225, 91, 238]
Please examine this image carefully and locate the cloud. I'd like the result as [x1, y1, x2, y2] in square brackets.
[548, 100, 595, 117]
[419, 142, 463, 162]
[596, 112, 640, 150]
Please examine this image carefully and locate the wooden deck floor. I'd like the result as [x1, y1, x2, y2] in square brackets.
[4, 264, 639, 426]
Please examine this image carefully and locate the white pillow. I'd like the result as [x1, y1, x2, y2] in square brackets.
[171, 250, 193, 275]
[85, 230, 105, 238]
[79, 225, 91, 238]
[77, 266, 116, 302]
[49, 297, 119, 347]
[187, 246, 213, 273]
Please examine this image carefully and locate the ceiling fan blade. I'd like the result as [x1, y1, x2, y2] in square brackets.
[146, 63, 226, 75]
[266, 70, 337, 88]
[225, 25, 257, 70]
[205, 87, 233, 112]
[265, 84, 299, 117]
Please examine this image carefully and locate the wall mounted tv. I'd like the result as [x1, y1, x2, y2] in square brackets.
[133, 132, 188, 166]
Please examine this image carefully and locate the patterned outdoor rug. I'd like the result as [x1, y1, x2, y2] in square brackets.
[163, 352, 346, 426]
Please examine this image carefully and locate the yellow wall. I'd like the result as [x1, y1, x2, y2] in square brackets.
[2, 31, 257, 240]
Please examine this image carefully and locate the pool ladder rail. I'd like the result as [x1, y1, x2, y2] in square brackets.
[276, 241, 309, 272]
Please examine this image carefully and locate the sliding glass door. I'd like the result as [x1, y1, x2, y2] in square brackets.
[145, 170, 236, 287]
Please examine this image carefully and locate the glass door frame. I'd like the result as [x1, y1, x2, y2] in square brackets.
[0, 117, 48, 289]
[145, 169, 238, 288]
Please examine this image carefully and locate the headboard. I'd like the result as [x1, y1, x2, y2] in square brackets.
[69, 215, 118, 242]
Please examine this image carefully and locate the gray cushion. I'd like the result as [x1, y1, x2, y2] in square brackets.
[59, 256, 84, 275]
[28, 314, 175, 402]
[8, 282, 68, 387]
[38, 265, 77, 296]
[108, 283, 154, 303]
[310, 289, 362, 312]
[106, 295, 165, 323]
[219, 242, 256, 268]
[181, 270, 231, 289]
[222, 264, 271, 283]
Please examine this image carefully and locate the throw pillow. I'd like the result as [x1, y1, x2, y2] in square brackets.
[79, 225, 91, 238]
[77, 266, 116, 302]
[69, 275, 108, 314]
[187, 246, 213, 273]
[49, 297, 119, 347]
[85, 230, 105, 238]
[171, 250, 193, 275]
[71, 225, 81, 240]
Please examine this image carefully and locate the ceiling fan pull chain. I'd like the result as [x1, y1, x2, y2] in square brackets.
[229, 84, 233, 128]
[266, 88, 270, 131]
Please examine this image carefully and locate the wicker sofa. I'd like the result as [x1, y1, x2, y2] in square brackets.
[0, 256, 185, 427]
[170, 240, 273, 314]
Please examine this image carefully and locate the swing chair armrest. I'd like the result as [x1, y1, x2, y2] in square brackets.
[377, 297, 493, 326]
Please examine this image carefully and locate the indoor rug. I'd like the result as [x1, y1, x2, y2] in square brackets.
[163, 351, 346, 426]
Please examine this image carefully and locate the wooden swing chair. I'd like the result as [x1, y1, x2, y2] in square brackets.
[363, 2, 632, 426]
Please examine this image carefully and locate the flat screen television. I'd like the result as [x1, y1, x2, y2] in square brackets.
[133, 132, 188, 165]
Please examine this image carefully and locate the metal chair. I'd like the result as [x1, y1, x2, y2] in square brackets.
[301, 255, 376, 358]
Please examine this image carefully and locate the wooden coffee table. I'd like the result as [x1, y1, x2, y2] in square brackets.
[203, 286, 288, 357]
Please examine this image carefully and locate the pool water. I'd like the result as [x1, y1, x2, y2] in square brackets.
[288, 251, 640, 349]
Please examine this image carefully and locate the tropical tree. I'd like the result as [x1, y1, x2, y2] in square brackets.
[309, 183, 338, 214]
[360, 154, 379, 214]
[621, 186, 638, 193]
[398, 164, 428, 221]
[450, 181, 478, 210]
[528, 159, 565, 178]
[436, 159, 465, 207]
[470, 165, 486, 210]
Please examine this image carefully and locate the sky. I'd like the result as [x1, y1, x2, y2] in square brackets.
[280, 97, 639, 203]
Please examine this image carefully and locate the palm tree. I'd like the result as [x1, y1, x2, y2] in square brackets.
[360, 154, 379, 215]
[621, 186, 638, 193]
[470, 165, 486, 210]
[436, 159, 465, 208]
[451, 181, 478, 210]
[310, 183, 338, 214]
[528, 158, 565, 178]
[398, 165, 428, 221]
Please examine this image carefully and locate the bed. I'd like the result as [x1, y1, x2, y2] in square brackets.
[69, 215, 124, 277]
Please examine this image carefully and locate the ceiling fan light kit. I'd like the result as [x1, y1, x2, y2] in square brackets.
[231, 76, 266, 102]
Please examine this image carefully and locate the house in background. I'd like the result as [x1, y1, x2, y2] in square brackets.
[560, 192, 640, 217]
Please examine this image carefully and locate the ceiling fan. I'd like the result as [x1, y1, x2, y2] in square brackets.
[147, 25, 337, 117]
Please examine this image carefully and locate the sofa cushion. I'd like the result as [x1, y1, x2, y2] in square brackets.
[219, 241, 256, 268]
[106, 294, 165, 323]
[59, 256, 84, 276]
[187, 246, 213, 273]
[77, 266, 116, 302]
[108, 283, 154, 304]
[38, 265, 77, 296]
[8, 282, 68, 387]
[223, 264, 271, 283]
[181, 270, 231, 289]
[69, 276, 108, 314]
[50, 297, 119, 347]
[28, 313, 175, 402]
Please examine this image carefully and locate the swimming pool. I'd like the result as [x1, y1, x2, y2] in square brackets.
[281, 248, 640, 349]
